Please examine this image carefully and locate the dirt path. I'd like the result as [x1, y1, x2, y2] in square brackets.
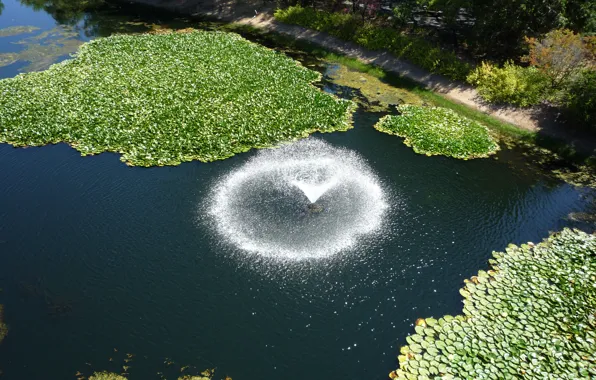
[127, 0, 595, 155]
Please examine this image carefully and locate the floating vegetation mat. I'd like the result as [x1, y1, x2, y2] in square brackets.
[375, 105, 499, 159]
[325, 64, 423, 112]
[0, 25, 40, 37]
[0, 26, 83, 72]
[0, 30, 355, 166]
[391, 228, 596, 379]
[89, 372, 128, 380]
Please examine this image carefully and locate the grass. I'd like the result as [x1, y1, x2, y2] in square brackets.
[375, 105, 500, 159]
[391, 228, 596, 379]
[0, 29, 355, 167]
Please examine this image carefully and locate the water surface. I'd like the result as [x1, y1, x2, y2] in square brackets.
[0, 2, 594, 379]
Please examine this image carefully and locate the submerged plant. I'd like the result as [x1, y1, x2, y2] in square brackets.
[0, 30, 355, 167]
[391, 228, 596, 379]
[374, 105, 499, 159]
[0, 304, 6, 344]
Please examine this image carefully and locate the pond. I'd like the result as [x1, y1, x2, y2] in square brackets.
[0, 1, 594, 379]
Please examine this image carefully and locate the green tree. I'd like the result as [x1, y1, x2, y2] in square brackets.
[523, 29, 591, 88]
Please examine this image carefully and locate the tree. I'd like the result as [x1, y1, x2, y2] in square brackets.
[524, 29, 593, 88]
[464, 0, 568, 59]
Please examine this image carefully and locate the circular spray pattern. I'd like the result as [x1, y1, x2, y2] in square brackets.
[208, 139, 389, 260]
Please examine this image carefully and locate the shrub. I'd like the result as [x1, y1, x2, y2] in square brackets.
[274, 6, 360, 41]
[562, 70, 596, 131]
[275, 6, 471, 81]
[524, 29, 591, 88]
[374, 105, 499, 159]
[467, 61, 550, 107]
[0, 30, 355, 167]
[390, 228, 596, 379]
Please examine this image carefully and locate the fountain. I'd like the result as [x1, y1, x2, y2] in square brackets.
[291, 178, 338, 204]
[207, 139, 389, 260]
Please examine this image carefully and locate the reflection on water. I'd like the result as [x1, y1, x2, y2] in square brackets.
[0, 25, 81, 71]
[20, 0, 105, 25]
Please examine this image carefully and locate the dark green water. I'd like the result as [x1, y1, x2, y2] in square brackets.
[0, 2, 595, 379]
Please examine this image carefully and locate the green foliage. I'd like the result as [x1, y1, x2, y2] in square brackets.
[465, 0, 569, 59]
[374, 105, 499, 159]
[524, 29, 591, 89]
[274, 6, 360, 41]
[467, 61, 550, 107]
[563, 70, 596, 131]
[0, 30, 355, 167]
[274, 6, 471, 80]
[391, 228, 596, 379]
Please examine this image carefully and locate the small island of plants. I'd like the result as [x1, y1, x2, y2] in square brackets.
[0, 30, 355, 167]
[391, 228, 596, 379]
[374, 105, 499, 159]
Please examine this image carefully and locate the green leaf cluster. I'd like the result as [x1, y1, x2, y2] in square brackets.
[562, 70, 596, 131]
[391, 228, 596, 380]
[373, 105, 499, 159]
[0, 30, 355, 167]
[274, 6, 471, 81]
[467, 61, 551, 107]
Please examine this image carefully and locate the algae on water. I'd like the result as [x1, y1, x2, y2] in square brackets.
[0, 25, 40, 37]
[0, 30, 355, 167]
[326, 64, 423, 112]
[0, 304, 6, 344]
[0, 26, 83, 72]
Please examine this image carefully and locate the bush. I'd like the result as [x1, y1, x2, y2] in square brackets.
[524, 29, 591, 89]
[275, 6, 472, 81]
[467, 61, 550, 107]
[390, 228, 596, 379]
[563, 70, 596, 131]
[274, 6, 360, 41]
[374, 105, 499, 159]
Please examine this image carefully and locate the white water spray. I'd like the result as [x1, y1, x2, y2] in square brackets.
[291, 178, 338, 203]
[207, 139, 388, 260]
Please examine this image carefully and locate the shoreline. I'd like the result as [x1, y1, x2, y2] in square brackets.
[117, 0, 596, 157]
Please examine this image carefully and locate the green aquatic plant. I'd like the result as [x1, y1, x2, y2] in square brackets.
[326, 64, 423, 112]
[0, 305, 6, 343]
[0, 25, 40, 37]
[0, 26, 83, 72]
[89, 372, 127, 380]
[391, 228, 596, 380]
[374, 105, 499, 159]
[0, 30, 355, 166]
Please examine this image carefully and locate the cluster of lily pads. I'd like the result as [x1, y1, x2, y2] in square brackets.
[391, 228, 596, 379]
[0, 30, 355, 166]
[374, 105, 499, 159]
